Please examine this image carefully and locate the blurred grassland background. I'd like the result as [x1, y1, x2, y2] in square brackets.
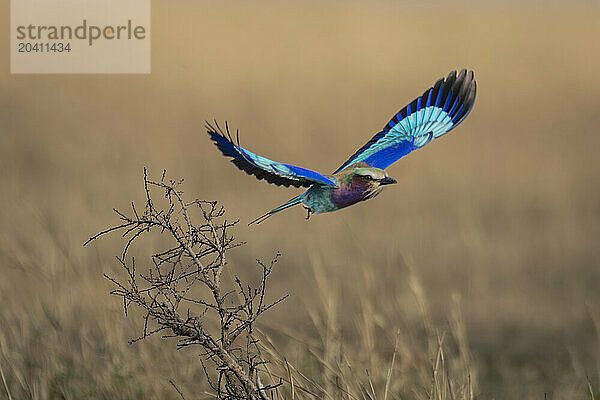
[1, 0, 600, 398]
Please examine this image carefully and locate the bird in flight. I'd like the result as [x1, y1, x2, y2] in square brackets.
[207, 69, 476, 225]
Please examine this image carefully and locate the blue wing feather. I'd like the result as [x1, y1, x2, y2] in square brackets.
[207, 121, 337, 188]
[333, 69, 476, 173]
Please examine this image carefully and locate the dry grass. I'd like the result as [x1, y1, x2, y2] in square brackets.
[1, 1, 600, 398]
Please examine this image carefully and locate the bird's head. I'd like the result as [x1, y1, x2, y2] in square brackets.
[348, 164, 397, 187]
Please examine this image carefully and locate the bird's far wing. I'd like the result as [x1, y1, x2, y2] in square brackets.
[333, 69, 476, 173]
[206, 121, 337, 188]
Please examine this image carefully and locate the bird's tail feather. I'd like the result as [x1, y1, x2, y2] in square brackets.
[248, 195, 304, 226]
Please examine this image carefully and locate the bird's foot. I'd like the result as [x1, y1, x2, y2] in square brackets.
[303, 206, 312, 220]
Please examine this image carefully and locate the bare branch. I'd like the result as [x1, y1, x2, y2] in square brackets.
[87, 169, 286, 399]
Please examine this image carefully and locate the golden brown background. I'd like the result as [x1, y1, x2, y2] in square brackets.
[1, 1, 599, 399]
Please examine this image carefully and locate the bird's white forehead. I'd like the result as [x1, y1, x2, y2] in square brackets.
[354, 167, 387, 179]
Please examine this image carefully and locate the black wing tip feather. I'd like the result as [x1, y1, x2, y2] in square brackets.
[205, 119, 239, 158]
[205, 119, 236, 144]
[450, 69, 477, 124]
[436, 69, 476, 124]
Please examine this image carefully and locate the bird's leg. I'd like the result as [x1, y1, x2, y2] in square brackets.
[303, 206, 312, 220]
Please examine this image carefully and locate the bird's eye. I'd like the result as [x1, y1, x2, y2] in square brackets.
[364, 175, 373, 180]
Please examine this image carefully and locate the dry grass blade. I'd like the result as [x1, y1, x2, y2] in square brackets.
[383, 331, 399, 400]
[285, 358, 296, 400]
[0, 360, 12, 400]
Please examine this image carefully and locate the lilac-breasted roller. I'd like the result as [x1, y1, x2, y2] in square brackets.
[207, 69, 477, 225]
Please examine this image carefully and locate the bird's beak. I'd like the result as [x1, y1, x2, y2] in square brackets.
[379, 177, 397, 185]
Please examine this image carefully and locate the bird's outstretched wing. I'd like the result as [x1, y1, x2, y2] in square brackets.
[334, 69, 476, 173]
[206, 121, 337, 188]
